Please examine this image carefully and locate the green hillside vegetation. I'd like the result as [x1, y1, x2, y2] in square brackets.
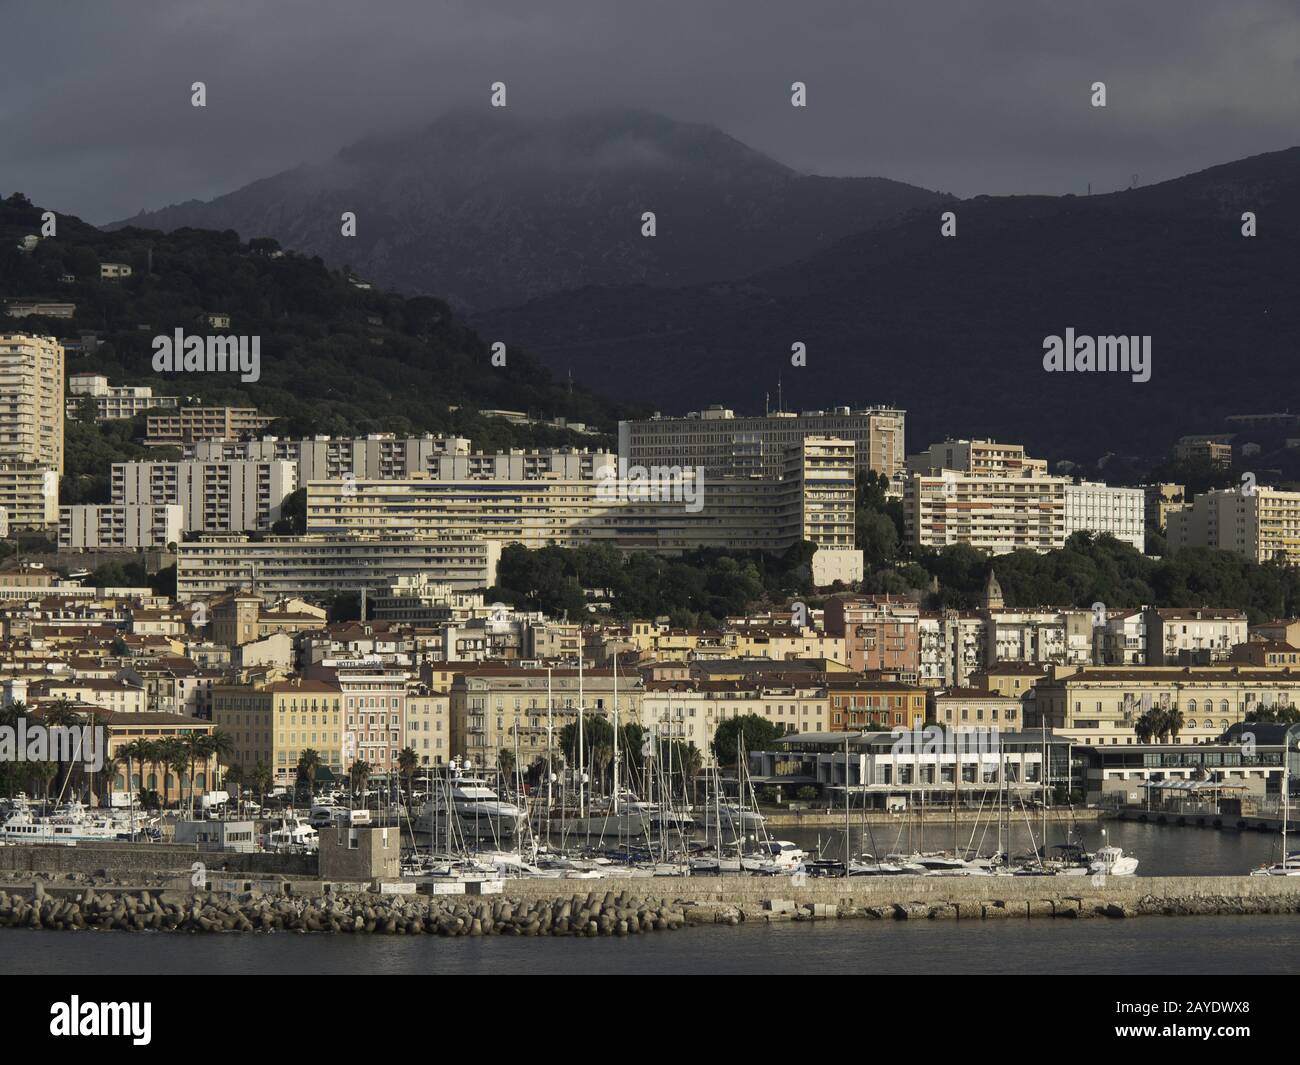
[0, 192, 620, 503]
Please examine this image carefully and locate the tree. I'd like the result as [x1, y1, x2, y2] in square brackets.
[397, 747, 419, 805]
[349, 760, 372, 800]
[296, 748, 321, 795]
[250, 763, 273, 811]
[711, 714, 784, 767]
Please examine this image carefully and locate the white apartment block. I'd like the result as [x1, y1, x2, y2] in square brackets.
[306, 438, 858, 562]
[111, 459, 297, 532]
[640, 680, 830, 766]
[0, 464, 58, 528]
[59, 504, 183, 550]
[985, 608, 1093, 667]
[405, 691, 451, 766]
[1167, 486, 1300, 565]
[620, 405, 904, 479]
[905, 468, 1144, 555]
[1064, 481, 1145, 549]
[192, 434, 474, 481]
[1144, 607, 1248, 665]
[175, 534, 500, 602]
[0, 333, 64, 475]
[67, 373, 178, 421]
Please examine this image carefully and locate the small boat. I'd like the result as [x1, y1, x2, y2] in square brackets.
[1088, 844, 1139, 876]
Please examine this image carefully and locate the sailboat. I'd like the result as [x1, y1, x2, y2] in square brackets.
[1253, 744, 1298, 876]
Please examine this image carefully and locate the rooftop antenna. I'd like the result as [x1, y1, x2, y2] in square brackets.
[777, 375, 784, 414]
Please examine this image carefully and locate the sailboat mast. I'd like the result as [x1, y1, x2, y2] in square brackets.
[546, 667, 553, 838]
[578, 650, 586, 820]
[612, 651, 619, 813]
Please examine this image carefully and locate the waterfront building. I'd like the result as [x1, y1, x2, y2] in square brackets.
[1027, 665, 1300, 746]
[211, 677, 345, 785]
[450, 666, 645, 769]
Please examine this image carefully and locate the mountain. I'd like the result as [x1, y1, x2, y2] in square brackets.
[475, 147, 1300, 464]
[109, 109, 948, 310]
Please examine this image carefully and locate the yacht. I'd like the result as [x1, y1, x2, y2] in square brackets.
[415, 775, 526, 840]
[0, 798, 151, 844]
[741, 840, 807, 873]
[265, 817, 318, 853]
[1087, 844, 1139, 876]
[1253, 852, 1300, 877]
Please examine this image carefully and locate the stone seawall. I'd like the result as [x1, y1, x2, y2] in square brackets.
[0, 843, 314, 878]
[3, 875, 1299, 935]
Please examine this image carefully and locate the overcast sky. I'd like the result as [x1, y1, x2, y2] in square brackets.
[4, 0, 1299, 224]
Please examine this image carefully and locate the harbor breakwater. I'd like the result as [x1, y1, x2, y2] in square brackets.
[3, 875, 1300, 935]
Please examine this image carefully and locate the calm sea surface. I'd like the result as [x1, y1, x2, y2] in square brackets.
[5, 822, 1295, 974]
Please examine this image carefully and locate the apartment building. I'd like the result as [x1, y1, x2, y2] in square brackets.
[640, 677, 829, 765]
[58, 503, 183, 550]
[193, 434, 474, 481]
[0, 333, 64, 474]
[918, 610, 984, 688]
[826, 676, 927, 729]
[333, 666, 408, 780]
[1167, 486, 1300, 565]
[904, 470, 1145, 554]
[1028, 666, 1300, 746]
[1093, 609, 1147, 665]
[112, 458, 296, 533]
[929, 687, 1023, 729]
[1144, 607, 1248, 665]
[1174, 435, 1233, 467]
[405, 689, 451, 767]
[212, 678, 345, 786]
[824, 596, 921, 682]
[985, 608, 1093, 668]
[0, 463, 57, 528]
[450, 666, 644, 769]
[907, 438, 1048, 478]
[1063, 482, 1144, 549]
[3, 302, 75, 320]
[306, 437, 859, 565]
[145, 407, 275, 446]
[66, 373, 177, 422]
[175, 534, 500, 602]
[619, 404, 904, 479]
[1143, 482, 1187, 532]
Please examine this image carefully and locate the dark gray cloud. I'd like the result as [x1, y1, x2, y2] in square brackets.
[4, 0, 1298, 223]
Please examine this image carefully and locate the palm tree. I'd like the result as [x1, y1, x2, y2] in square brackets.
[224, 763, 245, 811]
[207, 729, 235, 794]
[183, 732, 213, 819]
[296, 748, 322, 799]
[41, 698, 84, 799]
[1165, 705, 1186, 743]
[250, 763, 273, 812]
[1135, 712, 1154, 744]
[349, 759, 372, 802]
[156, 737, 189, 809]
[24, 759, 57, 801]
[397, 747, 419, 807]
[497, 747, 516, 780]
[120, 738, 154, 836]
